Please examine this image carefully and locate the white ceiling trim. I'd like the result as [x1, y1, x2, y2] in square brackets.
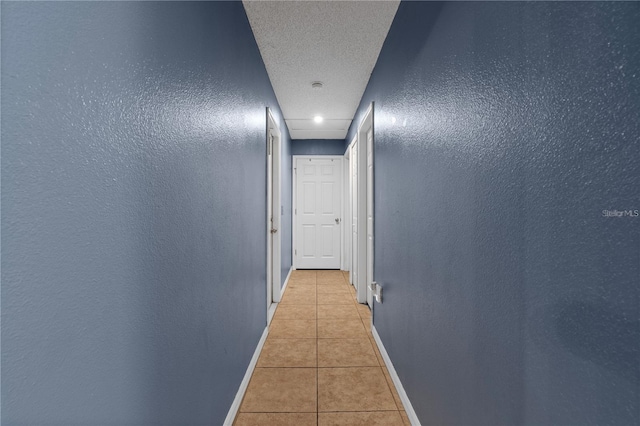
[243, 0, 400, 139]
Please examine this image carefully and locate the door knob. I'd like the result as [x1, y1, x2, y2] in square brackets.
[335, 218, 341, 224]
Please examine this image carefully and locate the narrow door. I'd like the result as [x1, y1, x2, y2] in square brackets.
[351, 143, 358, 287]
[295, 157, 342, 269]
[267, 132, 273, 313]
[366, 128, 374, 308]
[267, 110, 282, 324]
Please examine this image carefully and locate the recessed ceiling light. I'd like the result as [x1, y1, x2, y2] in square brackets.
[313, 115, 324, 124]
[311, 81, 323, 89]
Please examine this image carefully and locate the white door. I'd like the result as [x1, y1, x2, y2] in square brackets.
[267, 132, 273, 310]
[351, 142, 358, 286]
[267, 110, 282, 324]
[354, 103, 373, 305]
[295, 157, 342, 269]
[366, 128, 374, 308]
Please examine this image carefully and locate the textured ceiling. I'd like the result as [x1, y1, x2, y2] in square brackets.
[243, 0, 400, 139]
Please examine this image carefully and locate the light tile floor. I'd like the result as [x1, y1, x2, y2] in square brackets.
[235, 270, 410, 426]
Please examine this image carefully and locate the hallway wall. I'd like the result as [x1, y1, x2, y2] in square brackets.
[291, 139, 347, 156]
[348, 2, 639, 425]
[1, 2, 290, 424]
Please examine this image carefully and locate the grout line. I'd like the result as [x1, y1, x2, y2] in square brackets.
[315, 270, 319, 423]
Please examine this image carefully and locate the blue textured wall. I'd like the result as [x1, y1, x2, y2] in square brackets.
[348, 2, 640, 425]
[1, 2, 290, 424]
[291, 139, 346, 156]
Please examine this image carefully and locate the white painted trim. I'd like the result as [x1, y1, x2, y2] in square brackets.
[347, 135, 357, 287]
[268, 268, 290, 330]
[371, 326, 421, 426]
[223, 326, 269, 426]
[266, 108, 282, 324]
[355, 104, 373, 304]
[267, 304, 277, 325]
[342, 146, 352, 274]
[281, 266, 293, 295]
[292, 155, 344, 270]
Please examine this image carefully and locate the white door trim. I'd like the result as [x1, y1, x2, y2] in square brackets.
[355, 103, 374, 304]
[292, 155, 344, 269]
[342, 145, 351, 273]
[347, 135, 357, 286]
[266, 108, 282, 325]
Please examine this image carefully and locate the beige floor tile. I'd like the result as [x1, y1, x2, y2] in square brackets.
[269, 319, 316, 339]
[235, 412, 317, 426]
[318, 411, 404, 426]
[240, 368, 316, 412]
[318, 319, 367, 339]
[274, 304, 316, 320]
[287, 280, 317, 290]
[361, 317, 372, 333]
[317, 293, 354, 305]
[318, 367, 397, 412]
[288, 276, 317, 286]
[258, 338, 317, 367]
[316, 274, 347, 284]
[382, 366, 405, 410]
[291, 270, 317, 279]
[318, 278, 347, 286]
[285, 286, 316, 296]
[316, 284, 350, 294]
[400, 410, 411, 425]
[355, 303, 371, 318]
[318, 339, 379, 367]
[317, 304, 359, 319]
[281, 290, 316, 305]
[370, 339, 385, 365]
[317, 270, 344, 279]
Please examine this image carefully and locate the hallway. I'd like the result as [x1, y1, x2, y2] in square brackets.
[3, 2, 639, 425]
[235, 270, 409, 425]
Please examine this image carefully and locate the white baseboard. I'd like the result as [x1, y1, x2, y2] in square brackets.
[223, 326, 269, 426]
[281, 266, 293, 295]
[371, 326, 421, 426]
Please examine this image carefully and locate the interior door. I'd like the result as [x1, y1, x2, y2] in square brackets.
[267, 132, 274, 313]
[295, 157, 342, 269]
[266, 110, 282, 324]
[351, 143, 358, 287]
[366, 128, 374, 308]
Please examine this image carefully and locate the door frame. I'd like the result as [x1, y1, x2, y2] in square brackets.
[354, 103, 374, 305]
[266, 108, 282, 325]
[342, 144, 352, 273]
[292, 155, 344, 270]
[346, 135, 357, 287]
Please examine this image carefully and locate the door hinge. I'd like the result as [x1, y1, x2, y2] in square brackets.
[295, 208, 297, 215]
[295, 249, 297, 255]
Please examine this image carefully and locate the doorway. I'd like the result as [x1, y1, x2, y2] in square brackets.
[266, 108, 282, 324]
[293, 156, 343, 270]
[352, 103, 374, 308]
[349, 137, 358, 289]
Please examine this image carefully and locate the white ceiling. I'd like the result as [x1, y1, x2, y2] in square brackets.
[243, 0, 400, 140]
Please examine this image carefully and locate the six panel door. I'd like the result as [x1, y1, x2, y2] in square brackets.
[295, 157, 342, 269]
